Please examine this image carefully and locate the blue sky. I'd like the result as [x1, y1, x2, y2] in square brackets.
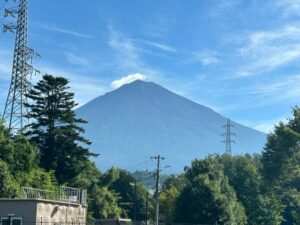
[0, 0, 300, 133]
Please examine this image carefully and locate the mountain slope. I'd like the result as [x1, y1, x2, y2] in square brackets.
[76, 80, 266, 172]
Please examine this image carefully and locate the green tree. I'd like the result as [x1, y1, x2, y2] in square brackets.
[262, 107, 300, 225]
[100, 168, 151, 220]
[0, 121, 57, 194]
[88, 184, 122, 219]
[159, 186, 179, 225]
[0, 122, 36, 175]
[221, 154, 283, 225]
[25, 74, 97, 184]
[18, 168, 57, 191]
[159, 175, 187, 225]
[174, 156, 247, 225]
[68, 161, 101, 190]
[0, 160, 19, 198]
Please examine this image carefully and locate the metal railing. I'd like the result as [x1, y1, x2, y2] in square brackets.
[21, 186, 87, 206]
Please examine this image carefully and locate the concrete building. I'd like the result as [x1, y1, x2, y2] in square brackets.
[0, 187, 87, 225]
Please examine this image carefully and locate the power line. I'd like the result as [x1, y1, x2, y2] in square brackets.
[222, 118, 236, 155]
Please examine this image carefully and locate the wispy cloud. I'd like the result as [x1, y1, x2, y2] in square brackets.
[65, 52, 90, 66]
[108, 25, 142, 70]
[38, 65, 109, 106]
[276, 0, 300, 16]
[38, 23, 93, 39]
[0, 50, 13, 81]
[142, 14, 173, 38]
[0, 50, 12, 109]
[107, 25, 165, 82]
[238, 117, 287, 133]
[142, 40, 177, 53]
[186, 51, 219, 66]
[111, 73, 146, 89]
[244, 74, 300, 102]
[237, 25, 300, 77]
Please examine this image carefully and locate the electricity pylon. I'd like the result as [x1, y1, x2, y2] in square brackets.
[2, 0, 39, 135]
[222, 118, 235, 155]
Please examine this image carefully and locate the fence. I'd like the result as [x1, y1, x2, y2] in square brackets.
[21, 186, 87, 206]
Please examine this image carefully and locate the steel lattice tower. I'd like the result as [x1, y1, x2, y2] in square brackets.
[2, 0, 38, 134]
[222, 118, 235, 155]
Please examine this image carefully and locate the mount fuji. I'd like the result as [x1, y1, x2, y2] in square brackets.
[76, 80, 266, 172]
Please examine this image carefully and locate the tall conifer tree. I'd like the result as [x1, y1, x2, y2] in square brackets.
[25, 75, 97, 183]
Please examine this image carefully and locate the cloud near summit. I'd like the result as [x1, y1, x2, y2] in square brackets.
[111, 73, 146, 89]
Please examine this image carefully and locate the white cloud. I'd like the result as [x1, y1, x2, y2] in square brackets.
[236, 25, 300, 77]
[65, 52, 90, 66]
[143, 40, 177, 53]
[239, 117, 288, 133]
[276, 0, 300, 16]
[188, 51, 219, 66]
[107, 25, 166, 82]
[38, 23, 93, 39]
[111, 73, 146, 89]
[108, 26, 142, 70]
[0, 50, 13, 80]
[246, 74, 300, 102]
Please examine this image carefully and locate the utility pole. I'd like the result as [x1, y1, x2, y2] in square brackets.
[2, 0, 40, 135]
[151, 155, 165, 225]
[222, 118, 235, 155]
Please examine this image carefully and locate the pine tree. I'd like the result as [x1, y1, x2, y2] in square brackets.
[25, 74, 97, 184]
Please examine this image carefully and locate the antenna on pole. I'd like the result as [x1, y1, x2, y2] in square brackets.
[222, 118, 235, 155]
[2, 0, 40, 135]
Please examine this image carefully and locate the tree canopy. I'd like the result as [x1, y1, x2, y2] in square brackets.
[174, 156, 247, 225]
[262, 107, 300, 225]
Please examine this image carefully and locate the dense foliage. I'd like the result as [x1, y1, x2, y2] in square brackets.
[261, 107, 300, 225]
[0, 121, 57, 197]
[157, 107, 300, 225]
[174, 157, 247, 225]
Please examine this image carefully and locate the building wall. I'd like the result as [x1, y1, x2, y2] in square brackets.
[0, 199, 87, 225]
[0, 200, 37, 225]
[36, 201, 86, 225]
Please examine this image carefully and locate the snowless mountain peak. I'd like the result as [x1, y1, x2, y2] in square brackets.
[76, 80, 266, 172]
